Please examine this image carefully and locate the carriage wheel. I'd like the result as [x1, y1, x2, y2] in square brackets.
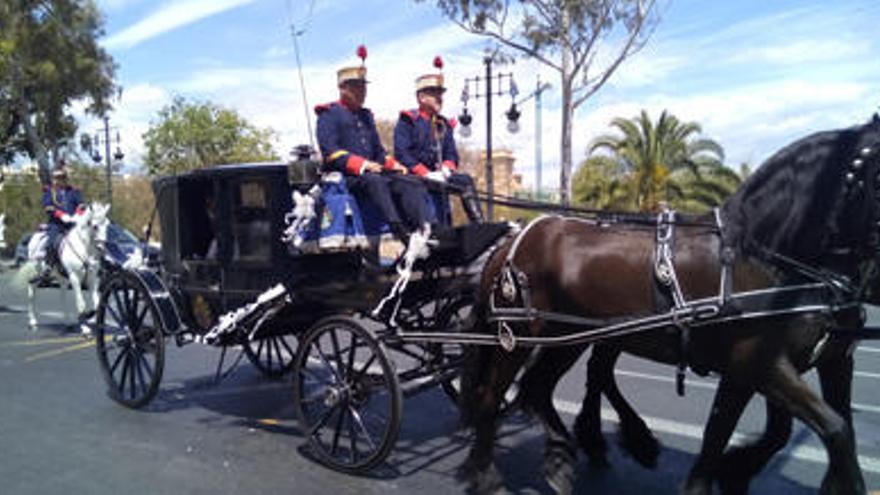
[95, 272, 165, 409]
[433, 297, 516, 415]
[243, 334, 297, 378]
[293, 316, 401, 473]
[434, 297, 472, 404]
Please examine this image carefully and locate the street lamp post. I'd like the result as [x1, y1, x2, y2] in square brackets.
[458, 55, 520, 221]
[514, 76, 551, 198]
[79, 116, 124, 209]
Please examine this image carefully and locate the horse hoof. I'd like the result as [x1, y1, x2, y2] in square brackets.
[679, 477, 713, 495]
[619, 422, 660, 469]
[544, 448, 575, 495]
[80, 324, 92, 338]
[457, 460, 504, 495]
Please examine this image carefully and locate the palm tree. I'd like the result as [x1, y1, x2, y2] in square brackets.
[572, 155, 633, 209]
[587, 109, 733, 212]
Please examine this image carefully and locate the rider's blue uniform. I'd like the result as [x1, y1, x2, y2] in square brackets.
[394, 109, 483, 222]
[42, 184, 83, 262]
[315, 101, 432, 232]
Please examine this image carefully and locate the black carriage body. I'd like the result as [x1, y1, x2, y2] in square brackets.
[152, 162, 351, 333]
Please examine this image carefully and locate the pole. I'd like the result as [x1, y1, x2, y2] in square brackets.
[103, 116, 112, 208]
[484, 57, 494, 221]
[535, 76, 543, 199]
[291, 24, 315, 149]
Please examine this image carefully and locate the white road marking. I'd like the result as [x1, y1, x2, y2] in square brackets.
[616, 368, 880, 416]
[856, 370, 880, 380]
[552, 399, 880, 474]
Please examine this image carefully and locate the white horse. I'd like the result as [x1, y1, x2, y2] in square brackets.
[15, 203, 110, 333]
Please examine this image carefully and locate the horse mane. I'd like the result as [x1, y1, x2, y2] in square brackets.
[722, 116, 880, 263]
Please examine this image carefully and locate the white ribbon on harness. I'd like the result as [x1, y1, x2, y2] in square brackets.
[371, 224, 433, 323]
[282, 185, 321, 247]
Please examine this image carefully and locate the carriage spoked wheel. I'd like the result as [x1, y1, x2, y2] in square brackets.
[433, 296, 517, 415]
[95, 272, 165, 409]
[293, 315, 402, 473]
[243, 333, 297, 378]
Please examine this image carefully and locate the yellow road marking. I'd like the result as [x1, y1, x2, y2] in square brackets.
[24, 340, 95, 363]
[257, 418, 281, 426]
[1, 336, 85, 347]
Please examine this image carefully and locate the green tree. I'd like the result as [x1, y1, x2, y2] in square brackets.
[0, 1, 117, 182]
[142, 97, 279, 176]
[572, 155, 632, 209]
[421, 0, 660, 206]
[587, 109, 736, 212]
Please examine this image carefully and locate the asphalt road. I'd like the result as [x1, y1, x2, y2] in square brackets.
[2, 267, 880, 494]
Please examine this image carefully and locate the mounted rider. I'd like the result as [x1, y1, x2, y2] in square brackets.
[39, 166, 83, 278]
[394, 56, 484, 223]
[314, 46, 433, 244]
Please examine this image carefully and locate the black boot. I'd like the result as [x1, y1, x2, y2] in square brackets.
[461, 194, 485, 223]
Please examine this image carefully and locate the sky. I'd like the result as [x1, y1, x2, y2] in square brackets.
[83, 0, 880, 191]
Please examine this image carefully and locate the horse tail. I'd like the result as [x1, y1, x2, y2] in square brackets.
[10, 260, 39, 291]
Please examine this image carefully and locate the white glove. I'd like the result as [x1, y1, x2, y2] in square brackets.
[59, 213, 75, 224]
[425, 171, 446, 183]
[440, 167, 452, 179]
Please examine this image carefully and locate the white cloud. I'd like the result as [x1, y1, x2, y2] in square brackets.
[104, 0, 260, 50]
[726, 39, 869, 66]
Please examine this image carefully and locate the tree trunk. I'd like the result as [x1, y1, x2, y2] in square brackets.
[559, 9, 573, 206]
[560, 77, 574, 206]
[15, 98, 50, 184]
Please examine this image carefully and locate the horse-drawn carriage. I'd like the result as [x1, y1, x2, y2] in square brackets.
[95, 116, 880, 494]
[94, 156, 510, 471]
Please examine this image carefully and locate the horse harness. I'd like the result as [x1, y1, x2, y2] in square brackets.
[473, 200, 873, 394]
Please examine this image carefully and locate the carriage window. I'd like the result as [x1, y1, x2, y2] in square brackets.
[232, 179, 271, 262]
[179, 179, 216, 260]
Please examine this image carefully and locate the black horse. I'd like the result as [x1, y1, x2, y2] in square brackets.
[458, 116, 880, 494]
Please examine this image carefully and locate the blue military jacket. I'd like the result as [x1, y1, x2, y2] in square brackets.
[42, 185, 83, 222]
[393, 109, 458, 176]
[315, 101, 390, 175]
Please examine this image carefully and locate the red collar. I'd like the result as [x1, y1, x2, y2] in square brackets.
[339, 99, 362, 112]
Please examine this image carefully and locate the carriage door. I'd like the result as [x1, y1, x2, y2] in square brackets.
[222, 176, 274, 308]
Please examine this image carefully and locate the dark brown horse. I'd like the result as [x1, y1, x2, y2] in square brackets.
[458, 116, 880, 494]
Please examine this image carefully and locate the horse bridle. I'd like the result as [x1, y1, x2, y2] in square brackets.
[837, 135, 880, 300]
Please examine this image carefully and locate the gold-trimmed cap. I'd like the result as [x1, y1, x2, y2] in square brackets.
[338, 66, 368, 85]
[416, 73, 445, 92]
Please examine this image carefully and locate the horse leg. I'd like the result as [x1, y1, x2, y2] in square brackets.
[575, 344, 661, 469]
[574, 344, 614, 466]
[716, 400, 793, 495]
[458, 346, 531, 494]
[517, 344, 587, 494]
[27, 279, 38, 330]
[717, 340, 856, 495]
[760, 357, 865, 495]
[680, 378, 754, 495]
[817, 339, 855, 429]
[67, 271, 89, 335]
